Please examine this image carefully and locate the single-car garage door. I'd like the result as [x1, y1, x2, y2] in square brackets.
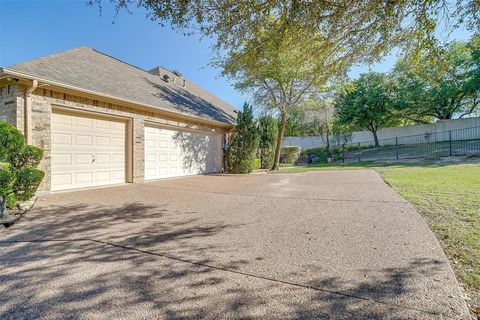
[144, 125, 222, 180]
[51, 110, 127, 191]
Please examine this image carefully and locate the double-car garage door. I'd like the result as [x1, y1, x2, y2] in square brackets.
[144, 125, 222, 180]
[51, 110, 222, 191]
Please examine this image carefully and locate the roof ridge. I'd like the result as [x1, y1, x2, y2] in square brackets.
[90, 48, 156, 75]
[89, 49, 197, 87]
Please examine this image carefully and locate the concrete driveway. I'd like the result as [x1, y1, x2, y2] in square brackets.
[0, 170, 469, 319]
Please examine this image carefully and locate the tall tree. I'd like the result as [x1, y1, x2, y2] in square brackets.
[335, 72, 399, 147]
[393, 36, 480, 120]
[221, 24, 337, 170]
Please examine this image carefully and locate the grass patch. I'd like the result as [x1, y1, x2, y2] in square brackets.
[380, 163, 480, 309]
[277, 161, 417, 173]
[278, 161, 480, 312]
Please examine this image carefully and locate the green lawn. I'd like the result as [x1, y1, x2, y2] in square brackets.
[277, 161, 414, 173]
[380, 163, 480, 309]
[279, 161, 480, 312]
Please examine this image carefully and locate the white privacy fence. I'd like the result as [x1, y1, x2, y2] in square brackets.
[283, 116, 480, 149]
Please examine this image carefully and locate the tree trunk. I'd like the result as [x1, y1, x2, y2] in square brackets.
[372, 130, 380, 148]
[325, 121, 332, 162]
[271, 112, 287, 171]
[0, 197, 7, 220]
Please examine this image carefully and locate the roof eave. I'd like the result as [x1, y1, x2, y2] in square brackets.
[0, 68, 235, 129]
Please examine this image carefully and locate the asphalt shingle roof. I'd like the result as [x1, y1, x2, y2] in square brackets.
[4, 47, 237, 125]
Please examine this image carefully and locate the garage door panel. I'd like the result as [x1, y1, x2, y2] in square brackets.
[95, 171, 111, 182]
[159, 140, 168, 148]
[76, 117, 94, 127]
[144, 125, 222, 180]
[112, 154, 125, 164]
[95, 119, 111, 129]
[75, 172, 94, 184]
[95, 136, 111, 146]
[52, 133, 72, 145]
[112, 170, 125, 180]
[52, 174, 72, 188]
[95, 154, 111, 164]
[112, 137, 125, 147]
[75, 135, 93, 145]
[52, 111, 126, 191]
[52, 113, 72, 125]
[52, 154, 72, 166]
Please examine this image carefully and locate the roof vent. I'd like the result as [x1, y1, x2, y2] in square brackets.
[163, 74, 170, 82]
[173, 70, 183, 77]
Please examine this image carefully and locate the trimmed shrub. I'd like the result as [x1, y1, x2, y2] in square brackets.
[280, 146, 301, 165]
[226, 103, 259, 173]
[11, 145, 43, 168]
[0, 121, 45, 218]
[14, 167, 45, 202]
[0, 162, 16, 195]
[0, 122, 24, 161]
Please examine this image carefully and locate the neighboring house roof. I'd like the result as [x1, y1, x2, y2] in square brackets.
[1, 47, 237, 125]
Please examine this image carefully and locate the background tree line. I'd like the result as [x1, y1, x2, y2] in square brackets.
[289, 35, 480, 148]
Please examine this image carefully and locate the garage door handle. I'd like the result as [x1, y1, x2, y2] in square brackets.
[92, 155, 96, 163]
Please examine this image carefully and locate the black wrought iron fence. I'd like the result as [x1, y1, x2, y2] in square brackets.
[340, 126, 480, 162]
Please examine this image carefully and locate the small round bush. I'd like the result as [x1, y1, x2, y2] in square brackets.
[280, 146, 301, 165]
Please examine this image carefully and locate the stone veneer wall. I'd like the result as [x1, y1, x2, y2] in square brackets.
[2, 85, 227, 192]
[0, 84, 23, 129]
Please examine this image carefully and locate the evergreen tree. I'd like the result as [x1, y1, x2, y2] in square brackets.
[226, 103, 259, 173]
[257, 116, 278, 169]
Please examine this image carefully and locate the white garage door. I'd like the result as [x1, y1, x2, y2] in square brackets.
[144, 125, 222, 180]
[51, 111, 127, 191]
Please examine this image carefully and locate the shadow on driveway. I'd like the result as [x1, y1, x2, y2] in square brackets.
[0, 173, 471, 319]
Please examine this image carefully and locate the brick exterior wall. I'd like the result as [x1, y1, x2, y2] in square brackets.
[3, 86, 227, 192]
[0, 84, 23, 129]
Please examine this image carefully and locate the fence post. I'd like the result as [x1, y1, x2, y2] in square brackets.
[449, 131, 452, 156]
[395, 137, 399, 160]
[358, 143, 361, 162]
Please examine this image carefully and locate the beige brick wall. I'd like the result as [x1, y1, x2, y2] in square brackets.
[27, 88, 227, 192]
[0, 84, 22, 128]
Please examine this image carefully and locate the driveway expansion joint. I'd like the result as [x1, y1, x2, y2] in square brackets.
[145, 185, 409, 204]
[1, 238, 441, 317]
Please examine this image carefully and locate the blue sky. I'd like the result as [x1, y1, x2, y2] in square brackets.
[0, 1, 473, 110]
